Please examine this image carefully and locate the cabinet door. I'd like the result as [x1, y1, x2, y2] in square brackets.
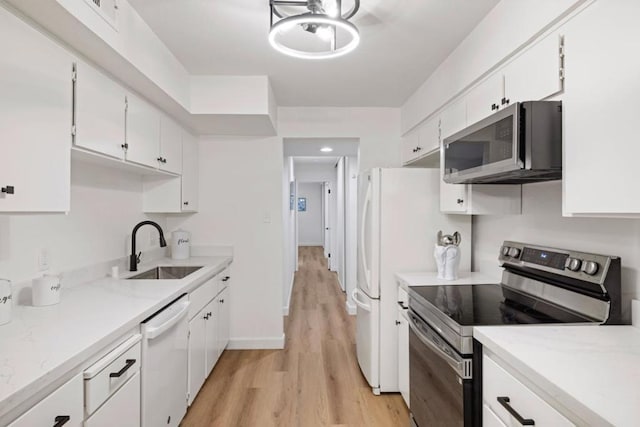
[84, 373, 140, 427]
[74, 61, 126, 159]
[397, 308, 409, 408]
[125, 93, 160, 168]
[504, 32, 563, 104]
[401, 128, 421, 164]
[204, 299, 219, 375]
[466, 72, 503, 126]
[217, 286, 230, 358]
[483, 404, 507, 427]
[188, 312, 207, 406]
[563, 0, 640, 215]
[440, 161, 468, 213]
[0, 8, 72, 212]
[181, 132, 199, 212]
[9, 374, 83, 427]
[160, 116, 183, 174]
[440, 98, 467, 141]
[418, 116, 440, 154]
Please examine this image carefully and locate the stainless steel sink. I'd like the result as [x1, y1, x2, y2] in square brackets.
[127, 266, 203, 280]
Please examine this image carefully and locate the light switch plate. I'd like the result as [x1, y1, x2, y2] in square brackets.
[38, 248, 49, 271]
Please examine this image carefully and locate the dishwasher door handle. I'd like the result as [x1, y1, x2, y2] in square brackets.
[144, 298, 190, 340]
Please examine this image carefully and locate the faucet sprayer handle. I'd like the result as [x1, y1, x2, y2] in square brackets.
[136, 252, 141, 264]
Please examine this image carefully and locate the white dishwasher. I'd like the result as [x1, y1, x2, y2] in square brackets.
[141, 294, 190, 427]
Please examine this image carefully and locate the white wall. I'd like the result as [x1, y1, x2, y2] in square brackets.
[344, 156, 359, 314]
[0, 161, 167, 284]
[297, 183, 323, 246]
[473, 181, 640, 322]
[282, 157, 296, 314]
[167, 136, 285, 349]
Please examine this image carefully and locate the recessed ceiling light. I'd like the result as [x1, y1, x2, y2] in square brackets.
[320, 147, 333, 152]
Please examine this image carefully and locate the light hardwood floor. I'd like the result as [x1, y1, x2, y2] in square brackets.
[181, 246, 409, 427]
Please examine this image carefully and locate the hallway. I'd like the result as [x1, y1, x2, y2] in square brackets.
[181, 246, 409, 426]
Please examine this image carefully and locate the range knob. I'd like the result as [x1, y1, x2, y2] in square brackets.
[582, 261, 599, 276]
[507, 247, 521, 258]
[565, 257, 582, 272]
[501, 246, 510, 256]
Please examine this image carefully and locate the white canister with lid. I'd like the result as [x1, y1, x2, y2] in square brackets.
[0, 279, 12, 325]
[32, 273, 62, 306]
[171, 229, 191, 260]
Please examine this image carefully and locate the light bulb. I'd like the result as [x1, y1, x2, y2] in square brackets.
[323, 0, 339, 17]
[316, 25, 334, 41]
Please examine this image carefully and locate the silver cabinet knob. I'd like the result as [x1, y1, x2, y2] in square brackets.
[502, 246, 510, 256]
[582, 261, 599, 276]
[565, 257, 582, 272]
[507, 247, 521, 258]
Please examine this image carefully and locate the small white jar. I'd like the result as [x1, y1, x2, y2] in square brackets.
[0, 279, 12, 325]
[32, 273, 62, 307]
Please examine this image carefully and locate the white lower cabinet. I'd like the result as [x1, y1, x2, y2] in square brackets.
[483, 404, 507, 427]
[397, 306, 409, 408]
[84, 373, 140, 427]
[188, 307, 208, 406]
[483, 354, 573, 426]
[8, 374, 83, 427]
[187, 274, 231, 405]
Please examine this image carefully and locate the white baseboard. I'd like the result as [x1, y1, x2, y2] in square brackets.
[227, 334, 285, 350]
[283, 273, 295, 316]
[345, 300, 356, 315]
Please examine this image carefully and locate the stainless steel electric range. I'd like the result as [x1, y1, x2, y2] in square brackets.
[407, 241, 622, 427]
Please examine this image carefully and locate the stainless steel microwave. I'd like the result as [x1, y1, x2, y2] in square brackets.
[443, 101, 562, 184]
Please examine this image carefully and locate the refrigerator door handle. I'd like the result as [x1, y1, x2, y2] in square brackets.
[359, 180, 372, 293]
[351, 288, 372, 312]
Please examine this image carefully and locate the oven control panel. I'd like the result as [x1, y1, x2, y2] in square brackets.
[499, 241, 614, 284]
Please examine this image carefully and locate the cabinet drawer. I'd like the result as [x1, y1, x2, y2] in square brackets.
[9, 374, 83, 427]
[84, 335, 141, 416]
[483, 404, 507, 427]
[189, 277, 216, 319]
[483, 354, 574, 426]
[84, 372, 140, 427]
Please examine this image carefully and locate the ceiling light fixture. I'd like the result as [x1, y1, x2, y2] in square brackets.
[320, 147, 333, 152]
[269, 0, 360, 60]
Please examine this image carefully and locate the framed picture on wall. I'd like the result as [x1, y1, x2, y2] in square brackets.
[298, 197, 307, 212]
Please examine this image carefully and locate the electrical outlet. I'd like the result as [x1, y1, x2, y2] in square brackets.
[38, 248, 49, 271]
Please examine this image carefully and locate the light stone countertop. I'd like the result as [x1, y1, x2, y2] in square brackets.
[474, 325, 640, 426]
[0, 255, 232, 423]
[395, 271, 501, 292]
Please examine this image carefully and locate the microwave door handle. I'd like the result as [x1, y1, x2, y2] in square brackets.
[408, 315, 465, 378]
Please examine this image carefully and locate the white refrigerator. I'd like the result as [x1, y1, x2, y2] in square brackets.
[353, 168, 471, 394]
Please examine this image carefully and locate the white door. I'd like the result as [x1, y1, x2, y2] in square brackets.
[217, 287, 230, 357]
[126, 93, 160, 168]
[188, 311, 206, 406]
[159, 115, 183, 174]
[0, 8, 73, 212]
[357, 169, 380, 298]
[466, 72, 503, 126]
[397, 308, 410, 407]
[74, 61, 126, 159]
[181, 132, 199, 212]
[323, 182, 331, 261]
[353, 288, 380, 392]
[204, 299, 218, 374]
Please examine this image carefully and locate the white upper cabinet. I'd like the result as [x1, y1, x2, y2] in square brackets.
[562, 0, 640, 216]
[440, 97, 467, 141]
[466, 72, 504, 126]
[74, 61, 126, 159]
[503, 32, 564, 105]
[402, 116, 439, 165]
[181, 132, 199, 212]
[125, 93, 160, 168]
[159, 116, 183, 175]
[0, 7, 72, 212]
[401, 128, 421, 164]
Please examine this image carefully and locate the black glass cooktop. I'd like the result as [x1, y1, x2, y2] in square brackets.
[410, 284, 592, 326]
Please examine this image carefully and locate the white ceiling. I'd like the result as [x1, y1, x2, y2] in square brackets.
[284, 137, 359, 157]
[294, 156, 340, 165]
[129, 0, 499, 108]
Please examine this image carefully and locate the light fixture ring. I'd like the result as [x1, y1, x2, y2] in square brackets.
[268, 14, 360, 60]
